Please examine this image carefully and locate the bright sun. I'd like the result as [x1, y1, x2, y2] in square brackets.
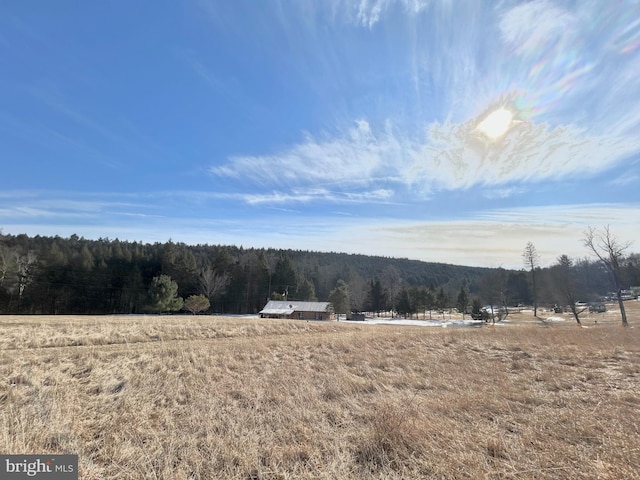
[476, 107, 514, 140]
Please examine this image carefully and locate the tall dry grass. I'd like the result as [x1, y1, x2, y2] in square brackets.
[1, 304, 639, 479]
[0, 314, 346, 350]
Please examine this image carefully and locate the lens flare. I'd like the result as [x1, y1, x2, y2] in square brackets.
[476, 108, 514, 140]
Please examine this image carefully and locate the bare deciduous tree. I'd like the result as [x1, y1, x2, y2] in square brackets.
[347, 273, 368, 312]
[523, 242, 540, 317]
[583, 226, 631, 327]
[479, 268, 509, 324]
[264, 253, 279, 301]
[551, 255, 586, 326]
[12, 250, 38, 305]
[0, 244, 14, 288]
[199, 266, 231, 303]
[16, 251, 37, 290]
[380, 265, 403, 312]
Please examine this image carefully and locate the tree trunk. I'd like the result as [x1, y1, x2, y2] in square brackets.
[569, 305, 582, 326]
[532, 268, 538, 317]
[616, 290, 629, 327]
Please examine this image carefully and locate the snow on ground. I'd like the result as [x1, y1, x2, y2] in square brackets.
[341, 317, 485, 328]
[545, 316, 566, 322]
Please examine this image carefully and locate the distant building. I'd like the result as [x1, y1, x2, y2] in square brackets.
[621, 290, 636, 300]
[259, 300, 334, 320]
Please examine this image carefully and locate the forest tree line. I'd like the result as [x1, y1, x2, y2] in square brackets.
[0, 231, 638, 316]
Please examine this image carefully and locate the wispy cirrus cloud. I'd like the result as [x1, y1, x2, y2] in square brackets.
[3, 0, 638, 269]
[0, 192, 151, 221]
[608, 172, 639, 187]
[499, 0, 577, 57]
[406, 115, 638, 192]
[242, 187, 395, 205]
[334, 0, 432, 28]
[209, 0, 640, 205]
[496, 1, 640, 132]
[212, 112, 638, 200]
[211, 120, 405, 188]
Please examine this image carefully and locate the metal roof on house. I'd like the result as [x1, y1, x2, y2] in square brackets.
[260, 300, 332, 315]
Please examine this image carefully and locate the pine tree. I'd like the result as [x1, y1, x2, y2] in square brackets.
[329, 280, 350, 319]
[396, 288, 412, 318]
[296, 278, 317, 301]
[456, 287, 469, 319]
[147, 275, 183, 313]
[364, 278, 387, 315]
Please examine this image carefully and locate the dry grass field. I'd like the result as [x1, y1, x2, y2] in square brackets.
[1, 302, 639, 479]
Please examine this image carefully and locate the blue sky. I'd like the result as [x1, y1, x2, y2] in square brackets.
[1, 0, 639, 267]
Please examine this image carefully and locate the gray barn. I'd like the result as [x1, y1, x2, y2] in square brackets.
[259, 300, 334, 320]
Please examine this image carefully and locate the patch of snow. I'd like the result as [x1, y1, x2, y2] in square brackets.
[342, 317, 484, 328]
[545, 316, 566, 322]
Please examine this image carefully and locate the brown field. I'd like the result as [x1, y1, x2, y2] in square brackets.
[1, 302, 640, 479]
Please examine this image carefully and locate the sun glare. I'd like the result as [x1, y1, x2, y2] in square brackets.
[476, 107, 514, 140]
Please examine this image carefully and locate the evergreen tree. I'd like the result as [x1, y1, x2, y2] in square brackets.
[272, 256, 297, 297]
[436, 287, 449, 311]
[364, 278, 387, 315]
[471, 298, 489, 321]
[505, 271, 532, 306]
[1, 231, 633, 317]
[456, 287, 469, 319]
[425, 287, 436, 319]
[329, 280, 350, 319]
[296, 278, 317, 301]
[147, 274, 183, 313]
[396, 288, 412, 318]
[175, 244, 198, 296]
